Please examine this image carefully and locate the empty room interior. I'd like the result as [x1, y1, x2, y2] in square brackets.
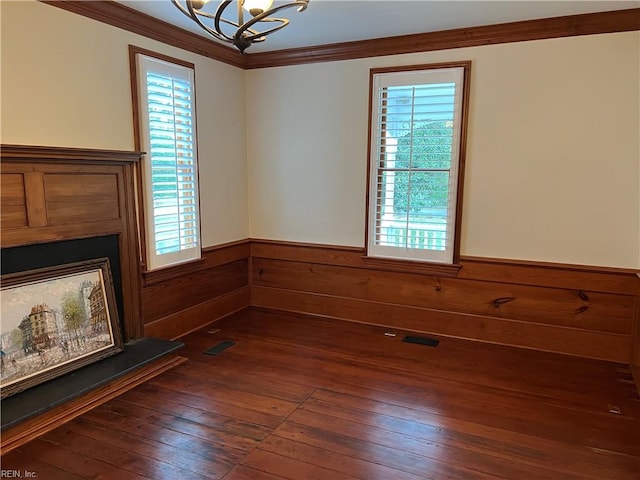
[1, 0, 639, 478]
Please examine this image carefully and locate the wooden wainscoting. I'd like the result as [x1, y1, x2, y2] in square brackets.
[143, 240, 250, 340]
[250, 240, 639, 363]
[633, 274, 640, 392]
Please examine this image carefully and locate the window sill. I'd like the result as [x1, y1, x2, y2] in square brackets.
[142, 257, 206, 286]
[362, 256, 462, 277]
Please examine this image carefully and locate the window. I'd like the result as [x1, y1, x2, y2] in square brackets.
[367, 62, 470, 266]
[130, 47, 201, 271]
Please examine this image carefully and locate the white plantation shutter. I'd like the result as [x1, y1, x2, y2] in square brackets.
[137, 55, 200, 270]
[368, 67, 466, 264]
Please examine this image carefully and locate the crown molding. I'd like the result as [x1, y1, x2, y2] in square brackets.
[245, 8, 640, 68]
[39, 0, 244, 68]
[39, 2, 639, 70]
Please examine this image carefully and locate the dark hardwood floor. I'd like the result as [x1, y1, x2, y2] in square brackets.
[2, 308, 639, 479]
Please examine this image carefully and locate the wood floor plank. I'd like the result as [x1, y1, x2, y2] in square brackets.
[177, 355, 315, 403]
[272, 421, 501, 480]
[308, 388, 639, 479]
[0, 447, 88, 480]
[282, 409, 581, 480]
[149, 370, 299, 418]
[315, 363, 637, 455]
[115, 388, 272, 442]
[222, 465, 287, 480]
[2, 308, 637, 480]
[129, 382, 286, 428]
[257, 434, 428, 480]
[15, 437, 149, 480]
[241, 448, 362, 480]
[45, 418, 233, 479]
[39, 422, 202, 480]
[79, 406, 246, 465]
[93, 398, 264, 455]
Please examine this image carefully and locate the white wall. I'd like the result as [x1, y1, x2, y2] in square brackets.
[1, 0, 249, 247]
[246, 60, 368, 247]
[2, 2, 638, 268]
[246, 32, 640, 269]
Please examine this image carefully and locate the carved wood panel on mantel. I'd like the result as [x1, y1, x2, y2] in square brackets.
[0, 144, 144, 340]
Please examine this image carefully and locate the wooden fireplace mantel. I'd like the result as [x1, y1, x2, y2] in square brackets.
[0, 144, 187, 454]
[1, 144, 144, 339]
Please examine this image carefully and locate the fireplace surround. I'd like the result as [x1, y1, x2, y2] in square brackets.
[1, 144, 143, 339]
[0, 144, 186, 453]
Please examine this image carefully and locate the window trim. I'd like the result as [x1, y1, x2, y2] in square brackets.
[365, 61, 471, 272]
[128, 45, 202, 272]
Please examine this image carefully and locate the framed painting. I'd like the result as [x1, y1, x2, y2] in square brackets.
[0, 258, 123, 399]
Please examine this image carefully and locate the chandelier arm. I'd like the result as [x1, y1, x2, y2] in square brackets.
[237, 0, 244, 28]
[213, 0, 238, 42]
[235, 1, 309, 42]
[171, 0, 230, 42]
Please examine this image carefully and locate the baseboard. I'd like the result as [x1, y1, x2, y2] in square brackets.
[144, 287, 250, 340]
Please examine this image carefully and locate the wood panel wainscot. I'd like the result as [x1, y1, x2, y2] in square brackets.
[250, 240, 639, 363]
[633, 273, 640, 393]
[143, 240, 251, 340]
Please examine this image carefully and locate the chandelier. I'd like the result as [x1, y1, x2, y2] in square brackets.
[172, 0, 310, 53]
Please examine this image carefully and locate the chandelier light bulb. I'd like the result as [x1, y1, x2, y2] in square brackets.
[242, 0, 274, 17]
[190, 0, 208, 9]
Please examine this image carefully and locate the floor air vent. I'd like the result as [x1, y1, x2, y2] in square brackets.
[403, 336, 440, 347]
[204, 341, 235, 356]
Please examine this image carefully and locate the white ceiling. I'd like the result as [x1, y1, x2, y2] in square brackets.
[118, 0, 639, 53]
